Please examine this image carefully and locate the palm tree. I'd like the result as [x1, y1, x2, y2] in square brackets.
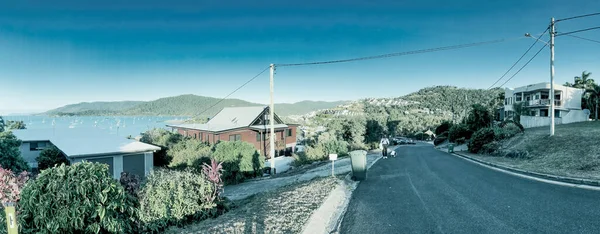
[586, 84, 600, 121]
[574, 71, 594, 89]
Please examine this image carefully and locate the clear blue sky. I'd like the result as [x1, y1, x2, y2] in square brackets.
[1, 0, 600, 114]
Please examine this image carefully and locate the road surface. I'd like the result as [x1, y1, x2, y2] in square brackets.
[340, 143, 600, 234]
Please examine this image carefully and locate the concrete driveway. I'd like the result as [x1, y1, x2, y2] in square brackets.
[340, 143, 600, 234]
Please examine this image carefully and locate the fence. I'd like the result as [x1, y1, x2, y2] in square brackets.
[520, 110, 589, 128]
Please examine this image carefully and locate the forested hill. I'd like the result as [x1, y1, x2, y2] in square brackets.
[301, 86, 504, 136]
[43, 94, 347, 117]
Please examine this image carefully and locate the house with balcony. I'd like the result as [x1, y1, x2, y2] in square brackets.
[502, 82, 589, 128]
[166, 106, 298, 159]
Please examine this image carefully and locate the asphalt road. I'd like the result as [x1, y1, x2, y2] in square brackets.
[340, 143, 600, 234]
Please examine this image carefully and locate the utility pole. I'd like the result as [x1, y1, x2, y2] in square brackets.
[550, 17, 556, 136]
[269, 64, 276, 174]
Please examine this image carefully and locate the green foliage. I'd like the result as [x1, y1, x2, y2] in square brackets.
[466, 104, 492, 131]
[512, 102, 529, 124]
[5, 120, 26, 130]
[36, 145, 70, 170]
[19, 162, 137, 233]
[168, 138, 212, 172]
[140, 128, 184, 167]
[119, 172, 141, 199]
[45, 101, 144, 116]
[493, 123, 522, 141]
[138, 169, 217, 232]
[0, 116, 4, 132]
[448, 124, 473, 143]
[433, 137, 447, 146]
[0, 131, 30, 172]
[435, 120, 453, 135]
[500, 120, 525, 132]
[365, 119, 387, 145]
[468, 128, 495, 154]
[304, 145, 327, 161]
[212, 141, 264, 184]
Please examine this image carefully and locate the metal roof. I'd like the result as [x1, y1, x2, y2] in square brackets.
[168, 106, 289, 132]
[248, 124, 289, 130]
[11, 128, 160, 158]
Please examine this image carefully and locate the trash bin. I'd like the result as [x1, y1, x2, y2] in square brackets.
[349, 150, 368, 181]
[448, 143, 454, 153]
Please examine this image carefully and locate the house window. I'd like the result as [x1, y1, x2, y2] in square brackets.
[194, 133, 198, 139]
[526, 96, 531, 101]
[286, 129, 292, 137]
[535, 94, 540, 100]
[29, 142, 47, 151]
[229, 134, 241, 142]
[516, 96, 522, 102]
[281, 131, 284, 140]
[256, 133, 261, 141]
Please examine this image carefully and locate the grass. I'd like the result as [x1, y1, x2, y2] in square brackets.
[166, 176, 340, 234]
[469, 121, 600, 180]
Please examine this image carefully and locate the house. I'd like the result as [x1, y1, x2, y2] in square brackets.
[12, 128, 160, 179]
[503, 82, 589, 128]
[166, 106, 299, 158]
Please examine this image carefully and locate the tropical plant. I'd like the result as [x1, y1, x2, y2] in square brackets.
[0, 131, 30, 172]
[468, 128, 495, 154]
[448, 124, 473, 143]
[167, 138, 212, 171]
[36, 145, 70, 170]
[586, 84, 600, 121]
[140, 128, 183, 167]
[435, 120, 453, 136]
[137, 169, 218, 232]
[202, 159, 224, 201]
[19, 162, 138, 233]
[119, 172, 141, 198]
[0, 167, 29, 205]
[574, 71, 594, 89]
[512, 102, 529, 124]
[465, 104, 492, 131]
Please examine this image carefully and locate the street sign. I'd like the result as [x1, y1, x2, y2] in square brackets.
[329, 154, 338, 177]
[329, 154, 338, 161]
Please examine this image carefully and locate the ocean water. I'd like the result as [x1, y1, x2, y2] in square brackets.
[3, 115, 188, 137]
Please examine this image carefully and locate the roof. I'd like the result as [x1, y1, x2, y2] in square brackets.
[248, 124, 289, 131]
[506, 82, 584, 93]
[11, 128, 160, 158]
[168, 106, 289, 132]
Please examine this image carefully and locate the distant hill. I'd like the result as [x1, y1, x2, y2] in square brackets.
[300, 86, 504, 135]
[42, 94, 347, 118]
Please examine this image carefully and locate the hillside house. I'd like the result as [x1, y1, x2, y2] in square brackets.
[167, 106, 299, 158]
[503, 82, 589, 128]
[12, 128, 160, 179]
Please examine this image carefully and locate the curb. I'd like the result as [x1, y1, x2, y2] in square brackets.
[452, 151, 600, 187]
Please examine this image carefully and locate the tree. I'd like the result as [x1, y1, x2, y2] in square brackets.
[586, 84, 600, 121]
[512, 102, 529, 124]
[0, 131, 30, 172]
[6, 120, 26, 130]
[0, 116, 4, 132]
[37, 145, 70, 170]
[465, 104, 492, 131]
[435, 120, 453, 135]
[574, 71, 594, 89]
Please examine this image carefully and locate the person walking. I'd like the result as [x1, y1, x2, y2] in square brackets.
[380, 135, 390, 159]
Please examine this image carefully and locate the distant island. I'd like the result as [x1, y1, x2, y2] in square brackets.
[42, 94, 348, 118]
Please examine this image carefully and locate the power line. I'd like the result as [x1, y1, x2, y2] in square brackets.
[497, 43, 548, 88]
[557, 26, 600, 36]
[487, 27, 550, 89]
[564, 34, 600, 44]
[556, 12, 600, 22]
[276, 38, 518, 67]
[196, 66, 270, 117]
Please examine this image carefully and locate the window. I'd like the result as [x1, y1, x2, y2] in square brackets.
[516, 96, 522, 102]
[194, 133, 197, 139]
[535, 94, 540, 100]
[286, 129, 292, 137]
[256, 133, 261, 141]
[281, 131, 284, 140]
[229, 134, 241, 142]
[215, 134, 220, 142]
[30, 142, 38, 151]
[531, 111, 536, 116]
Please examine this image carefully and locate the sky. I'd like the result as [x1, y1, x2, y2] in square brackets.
[1, 0, 600, 114]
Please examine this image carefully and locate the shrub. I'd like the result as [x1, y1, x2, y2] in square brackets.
[120, 172, 141, 198]
[305, 145, 326, 161]
[168, 139, 212, 172]
[435, 121, 453, 135]
[19, 162, 137, 233]
[438, 131, 449, 138]
[0, 131, 30, 172]
[481, 142, 501, 154]
[320, 139, 349, 157]
[502, 150, 531, 159]
[455, 137, 467, 145]
[212, 141, 264, 184]
[466, 104, 492, 131]
[468, 128, 495, 153]
[500, 120, 525, 132]
[140, 128, 184, 167]
[292, 152, 311, 167]
[0, 167, 29, 204]
[448, 124, 473, 143]
[433, 137, 447, 146]
[36, 145, 70, 170]
[138, 169, 217, 232]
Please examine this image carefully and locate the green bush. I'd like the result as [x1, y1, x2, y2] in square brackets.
[320, 139, 349, 157]
[138, 169, 217, 232]
[212, 141, 264, 184]
[305, 144, 326, 161]
[493, 124, 521, 141]
[455, 137, 467, 145]
[140, 128, 184, 167]
[19, 162, 137, 233]
[168, 139, 212, 172]
[36, 145, 70, 170]
[433, 137, 447, 146]
[292, 152, 311, 167]
[435, 121, 453, 135]
[0, 131, 30, 172]
[468, 128, 495, 154]
[481, 142, 501, 154]
[448, 124, 473, 143]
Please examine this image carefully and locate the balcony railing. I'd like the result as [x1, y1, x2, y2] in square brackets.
[524, 99, 562, 106]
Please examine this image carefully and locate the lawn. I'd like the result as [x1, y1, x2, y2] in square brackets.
[470, 121, 600, 180]
[166, 176, 339, 234]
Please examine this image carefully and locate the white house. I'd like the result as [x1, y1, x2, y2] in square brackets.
[503, 82, 589, 128]
[12, 128, 160, 179]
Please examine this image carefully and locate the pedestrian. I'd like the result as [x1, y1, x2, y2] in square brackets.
[380, 135, 390, 159]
